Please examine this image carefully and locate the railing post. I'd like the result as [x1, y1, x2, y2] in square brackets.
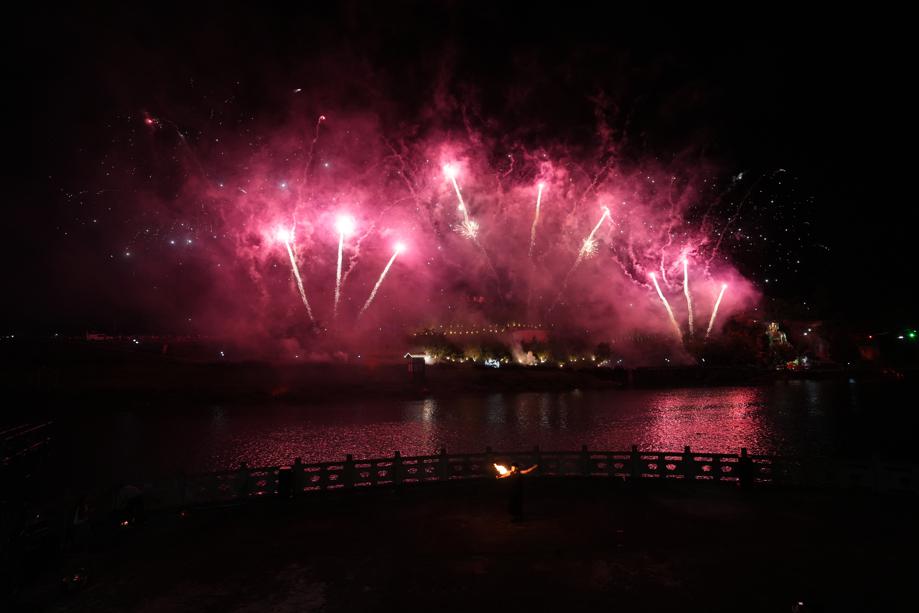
[292, 457, 303, 496]
[236, 461, 250, 499]
[344, 454, 355, 488]
[439, 447, 449, 481]
[393, 451, 403, 486]
[178, 472, 188, 508]
[278, 465, 293, 500]
[630, 445, 641, 482]
[871, 454, 882, 491]
[580, 444, 590, 477]
[683, 446, 696, 481]
[533, 445, 542, 476]
[738, 447, 751, 488]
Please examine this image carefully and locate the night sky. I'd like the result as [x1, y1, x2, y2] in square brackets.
[12, 3, 916, 336]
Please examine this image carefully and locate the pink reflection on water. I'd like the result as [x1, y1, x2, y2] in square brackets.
[197, 387, 779, 470]
[641, 387, 766, 453]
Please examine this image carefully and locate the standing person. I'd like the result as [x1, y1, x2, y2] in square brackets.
[65, 496, 91, 551]
[497, 462, 537, 522]
[114, 483, 144, 526]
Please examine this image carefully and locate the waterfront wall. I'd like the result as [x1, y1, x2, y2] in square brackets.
[146, 446, 918, 509]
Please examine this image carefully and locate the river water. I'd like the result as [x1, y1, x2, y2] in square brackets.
[50, 380, 915, 487]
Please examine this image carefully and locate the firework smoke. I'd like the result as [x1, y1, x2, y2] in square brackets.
[89, 98, 763, 362]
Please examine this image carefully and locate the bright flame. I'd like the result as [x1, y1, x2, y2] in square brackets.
[650, 272, 683, 341]
[275, 227, 292, 243]
[706, 283, 728, 338]
[442, 163, 458, 180]
[494, 463, 509, 476]
[335, 215, 356, 236]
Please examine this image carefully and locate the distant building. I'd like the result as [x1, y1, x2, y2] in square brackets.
[404, 353, 427, 381]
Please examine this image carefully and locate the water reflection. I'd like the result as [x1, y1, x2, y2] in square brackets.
[56, 381, 917, 481]
[642, 388, 764, 453]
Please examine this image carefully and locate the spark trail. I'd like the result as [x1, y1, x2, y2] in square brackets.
[706, 283, 728, 338]
[334, 215, 356, 319]
[547, 206, 612, 312]
[358, 243, 404, 317]
[578, 206, 612, 262]
[650, 272, 682, 341]
[279, 230, 315, 324]
[444, 164, 478, 239]
[529, 182, 545, 258]
[683, 258, 694, 336]
[443, 163, 499, 283]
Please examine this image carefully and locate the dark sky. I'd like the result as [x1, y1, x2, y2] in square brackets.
[12, 2, 917, 333]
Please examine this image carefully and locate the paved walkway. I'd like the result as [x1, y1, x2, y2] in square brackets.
[13, 480, 917, 612]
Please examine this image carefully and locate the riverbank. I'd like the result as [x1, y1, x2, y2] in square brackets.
[3, 339, 911, 415]
[8, 479, 916, 612]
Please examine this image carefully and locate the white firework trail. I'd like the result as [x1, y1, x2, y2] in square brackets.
[358, 244, 404, 317]
[706, 283, 728, 338]
[547, 207, 612, 313]
[283, 238, 315, 324]
[333, 215, 356, 320]
[529, 182, 545, 258]
[683, 258, 694, 336]
[650, 272, 683, 341]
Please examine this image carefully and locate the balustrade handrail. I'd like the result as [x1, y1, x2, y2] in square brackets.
[143, 446, 917, 511]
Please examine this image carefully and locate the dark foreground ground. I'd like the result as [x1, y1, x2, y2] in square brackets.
[8, 480, 916, 612]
